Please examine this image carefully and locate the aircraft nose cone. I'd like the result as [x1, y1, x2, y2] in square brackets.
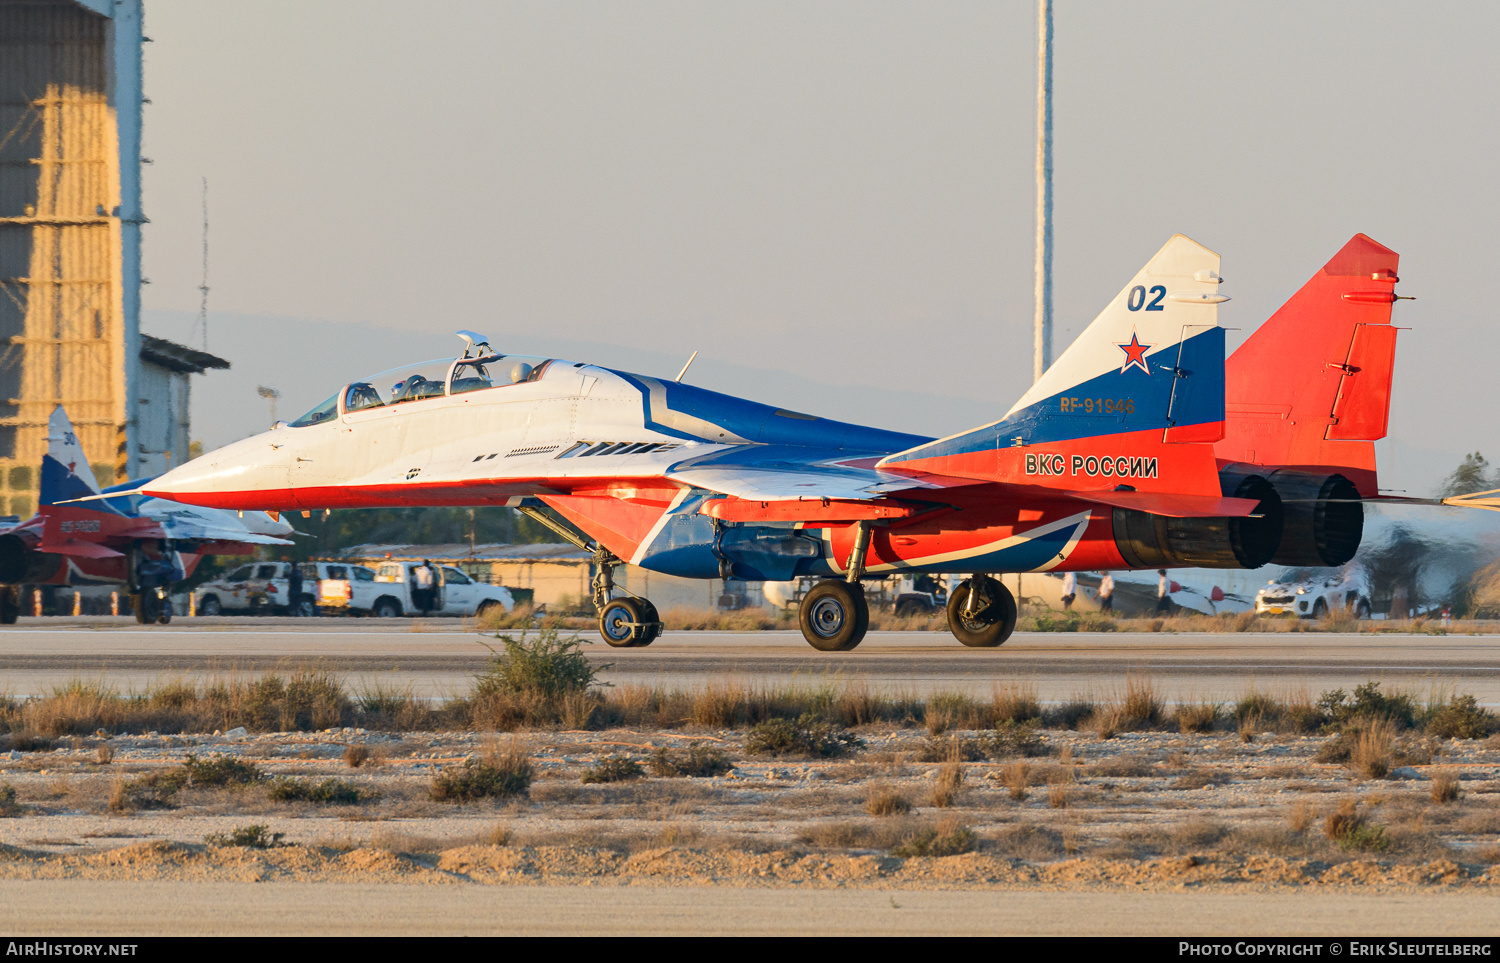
[142, 433, 292, 510]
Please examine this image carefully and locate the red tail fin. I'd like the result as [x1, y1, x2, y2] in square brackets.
[1215, 234, 1401, 497]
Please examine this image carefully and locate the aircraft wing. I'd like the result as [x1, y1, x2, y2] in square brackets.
[136, 499, 297, 546]
[661, 445, 1259, 520]
[665, 446, 977, 502]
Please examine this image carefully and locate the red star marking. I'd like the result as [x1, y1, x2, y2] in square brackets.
[1117, 330, 1153, 374]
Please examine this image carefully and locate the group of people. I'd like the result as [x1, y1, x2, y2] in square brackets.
[1058, 570, 1172, 615]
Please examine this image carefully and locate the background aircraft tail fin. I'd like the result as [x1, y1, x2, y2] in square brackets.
[40, 406, 103, 506]
[1214, 234, 1401, 497]
[880, 235, 1228, 496]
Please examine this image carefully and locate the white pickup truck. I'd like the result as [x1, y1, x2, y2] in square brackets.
[319, 561, 515, 618]
[193, 561, 332, 616]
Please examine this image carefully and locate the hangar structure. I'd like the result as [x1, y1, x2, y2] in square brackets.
[0, 0, 214, 516]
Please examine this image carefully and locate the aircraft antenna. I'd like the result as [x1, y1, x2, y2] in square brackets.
[675, 350, 699, 383]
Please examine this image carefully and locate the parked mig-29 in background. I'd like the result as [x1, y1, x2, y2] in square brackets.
[0, 407, 297, 624]
[129, 233, 1420, 651]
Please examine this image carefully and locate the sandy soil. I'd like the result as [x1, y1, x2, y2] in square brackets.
[0, 724, 1495, 896]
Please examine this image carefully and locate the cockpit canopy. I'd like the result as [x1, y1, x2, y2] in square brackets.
[287, 353, 554, 427]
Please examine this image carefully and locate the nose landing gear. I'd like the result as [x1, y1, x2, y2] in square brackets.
[946, 575, 1016, 647]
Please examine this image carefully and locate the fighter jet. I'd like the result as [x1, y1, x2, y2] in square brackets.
[133, 234, 1415, 650]
[0, 407, 296, 624]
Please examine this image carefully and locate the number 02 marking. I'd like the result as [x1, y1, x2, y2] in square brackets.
[1127, 285, 1166, 311]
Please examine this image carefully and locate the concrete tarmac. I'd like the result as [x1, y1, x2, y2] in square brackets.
[0, 616, 1496, 703]
[0, 881, 1495, 936]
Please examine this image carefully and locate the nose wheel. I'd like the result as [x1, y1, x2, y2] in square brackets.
[598, 596, 662, 648]
[946, 575, 1016, 647]
[798, 580, 869, 651]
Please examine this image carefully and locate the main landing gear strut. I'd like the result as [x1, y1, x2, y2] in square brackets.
[514, 506, 662, 648]
[797, 521, 873, 651]
[946, 574, 1018, 647]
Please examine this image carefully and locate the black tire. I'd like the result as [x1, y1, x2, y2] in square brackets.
[475, 600, 499, 621]
[1312, 598, 1328, 619]
[0, 587, 19, 625]
[291, 596, 316, 618]
[946, 576, 1017, 648]
[373, 598, 402, 618]
[797, 580, 869, 652]
[1355, 599, 1372, 620]
[199, 595, 222, 617]
[599, 597, 648, 648]
[637, 599, 662, 647]
[134, 592, 156, 625]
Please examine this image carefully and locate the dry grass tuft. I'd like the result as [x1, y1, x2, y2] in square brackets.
[1000, 761, 1030, 801]
[1430, 769, 1462, 804]
[343, 745, 370, 769]
[94, 742, 113, 765]
[1322, 799, 1390, 851]
[1288, 799, 1317, 833]
[865, 784, 913, 817]
[1349, 722, 1395, 780]
[1174, 702, 1219, 734]
[1047, 783, 1069, 809]
[930, 763, 965, 808]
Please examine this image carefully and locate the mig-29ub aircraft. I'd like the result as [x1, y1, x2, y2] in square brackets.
[135, 233, 1318, 652]
[0, 407, 296, 624]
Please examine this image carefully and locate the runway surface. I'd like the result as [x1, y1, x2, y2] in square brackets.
[0, 616, 1496, 703]
[0, 881, 1494, 936]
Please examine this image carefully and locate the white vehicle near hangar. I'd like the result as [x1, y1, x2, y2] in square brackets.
[1255, 566, 1372, 619]
[318, 559, 515, 618]
[194, 559, 514, 618]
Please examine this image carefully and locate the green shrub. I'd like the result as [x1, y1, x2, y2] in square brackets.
[475, 628, 602, 701]
[430, 756, 533, 802]
[892, 822, 976, 858]
[181, 754, 263, 787]
[1426, 694, 1496, 739]
[981, 719, 1047, 758]
[266, 777, 367, 803]
[647, 746, 734, 778]
[0, 783, 19, 816]
[744, 715, 863, 758]
[1320, 683, 1419, 731]
[205, 825, 284, 849]
[581, 756, 644, 784]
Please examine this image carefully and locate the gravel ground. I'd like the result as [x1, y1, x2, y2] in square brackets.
[0, 722, 1495, 891]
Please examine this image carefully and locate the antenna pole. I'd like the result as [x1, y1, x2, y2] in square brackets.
[198, 176, 210, 350]
[1033, 0, 1054, 384]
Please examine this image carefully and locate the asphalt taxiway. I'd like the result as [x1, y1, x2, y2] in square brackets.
[0, 617, 1495, 703]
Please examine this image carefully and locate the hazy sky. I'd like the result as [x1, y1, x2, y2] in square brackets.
[136, 1, 1500, 494]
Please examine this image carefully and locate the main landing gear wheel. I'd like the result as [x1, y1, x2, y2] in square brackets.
[599, 597, 660, 648]
[947, 575, 1017, 648]
[0, 586, 18, 625]
[798, 580, 869, 652]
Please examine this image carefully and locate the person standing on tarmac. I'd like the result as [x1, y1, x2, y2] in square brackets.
[1097, 572, 1115, 614]
[286, 562, 304, 616]
[1155, 569, 1173, 616]
[412, 560, 436, 615]
[1061, 571, 1077, 611]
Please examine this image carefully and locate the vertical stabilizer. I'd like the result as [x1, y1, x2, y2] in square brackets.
[1215, 234, 1401, 497]
[880, 235, 1229, 497]
[40, 407, 102, 506]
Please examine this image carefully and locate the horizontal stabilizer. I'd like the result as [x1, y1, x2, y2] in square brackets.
[37, 540, 123, 559]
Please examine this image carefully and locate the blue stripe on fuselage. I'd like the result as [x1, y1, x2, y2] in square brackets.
[882, 326, 1224, 464]
[607, 369, 931, 451]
